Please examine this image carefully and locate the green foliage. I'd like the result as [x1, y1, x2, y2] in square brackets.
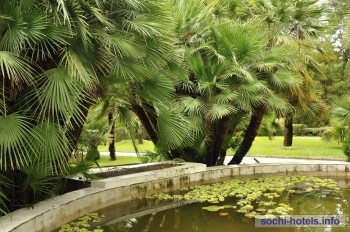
[258, 113, 282, 138]
[147, 176, 340, 219]
[59, 212, 104, 232]
[114, 127, 130, 142]
[0, 114, 33, 170]
[0, 0, 173, 212]
[21, 167, 61, 202]
[65, 161, 98, 180]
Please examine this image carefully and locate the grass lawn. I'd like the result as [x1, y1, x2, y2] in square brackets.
[97, 136, 346, 163]
[96, 155, 140, 167]
[98, 139, 154, 152]
[238, 136, 345, 160]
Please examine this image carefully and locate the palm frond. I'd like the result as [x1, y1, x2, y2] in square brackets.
[157, 107, 194, 150]
[179, 96, 204, 115]
[270, 70, 302, 91]
[29, 122, 70, 175]
[234, 82, 265, 112]
[0, 114, 33, 170]
[137, 76, 174, 103]
[104, 32, 146, 59]
[36, 67, 86, 125]
[60, 46, 98, 89]
[206, 103, 236, 121]
[265, 95, 290, 115]
[0, 51, 34, 85]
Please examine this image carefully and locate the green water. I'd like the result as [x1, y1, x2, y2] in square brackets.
[99, 188, 349, 232]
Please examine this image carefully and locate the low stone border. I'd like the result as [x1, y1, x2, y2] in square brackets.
[0, 162, 349, 232]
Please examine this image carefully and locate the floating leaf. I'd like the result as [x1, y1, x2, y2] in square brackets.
[256, 208, 267, 213]
[237, 209, 247, 213]
[255, 215, 268, 220]
[202, 205, 220, 212]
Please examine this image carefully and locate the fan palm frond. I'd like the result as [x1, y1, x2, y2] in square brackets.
[36, 67, 86, 126]
[157, 107, 194, 150]
[0, 114, 34, 170]
[179, 96, 204, 115]
[137, 76, 174, 103]
[29, 122, 70, 175]
[0, 51, 34, 86]
[206, 103, 236, 121]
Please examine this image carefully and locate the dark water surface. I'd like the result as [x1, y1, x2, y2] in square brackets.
[96, 178, 350, 232]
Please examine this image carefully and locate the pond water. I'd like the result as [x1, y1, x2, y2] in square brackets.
[62, 176, 350, 232]
[100, 190, 350, 232]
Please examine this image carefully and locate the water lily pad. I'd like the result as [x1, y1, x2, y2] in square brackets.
[202, 206, 220, 212]
[237, 208, 247, 213]
[256, 208, 267, 213]
[255, 215, 268, 220]
[222, 205, 234, 209]
[265, 214, 276, 219]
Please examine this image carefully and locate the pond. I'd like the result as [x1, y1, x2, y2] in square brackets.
[63, 176, 350, 232]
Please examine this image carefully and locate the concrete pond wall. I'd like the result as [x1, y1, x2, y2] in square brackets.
[1, 162, 350, 232]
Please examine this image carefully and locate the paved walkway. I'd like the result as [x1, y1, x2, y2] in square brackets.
[235, 157, 347, 165]
[100, 151, 348, 165]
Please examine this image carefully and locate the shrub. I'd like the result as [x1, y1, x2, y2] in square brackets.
[293, 124, 307, 136]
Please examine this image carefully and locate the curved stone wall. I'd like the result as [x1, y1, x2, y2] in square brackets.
[1, 162, 349, 232]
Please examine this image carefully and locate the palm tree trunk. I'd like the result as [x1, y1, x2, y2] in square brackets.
[66, 99, 91, 156]
[131, 104, 158, 144]
[207, 115, 231, 166]
[108, 112, 116, 160]
[142, 101, 158, 133]
[228, 106, 266, 164]
[217, 112, 245, 165]
[137, 124, 143, 144]
[283, 112, 293, 146]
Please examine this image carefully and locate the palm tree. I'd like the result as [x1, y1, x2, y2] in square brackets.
[225, 0, 328, 152]
[263, 0, 327, 147]
[0, 0, 166, 211]
[168, 0, 296, 166]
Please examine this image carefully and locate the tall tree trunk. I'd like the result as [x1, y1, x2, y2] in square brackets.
[216, 112, 245, 165]
[206, 115, 231, 166]
[228, 106, 266, 165]
[142, 101, 158, 133]
[137, 122, 143, 144]
[66, 99, 91, 156]
[131, 103, 158, 144]
[108, 112, 116, 160]
[283, 112, 293, 146]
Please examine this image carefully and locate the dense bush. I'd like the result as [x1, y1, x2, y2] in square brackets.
[293, 124, 326, 136]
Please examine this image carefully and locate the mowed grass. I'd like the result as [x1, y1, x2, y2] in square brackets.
[95, 140, 154, 167]
[242, 136, 345, 160]
[97, 137, 346, 164]
[96, 155, 140, 167]
[98, 139, 154, 152]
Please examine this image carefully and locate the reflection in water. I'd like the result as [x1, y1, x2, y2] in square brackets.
[99, 188, 349, 232]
